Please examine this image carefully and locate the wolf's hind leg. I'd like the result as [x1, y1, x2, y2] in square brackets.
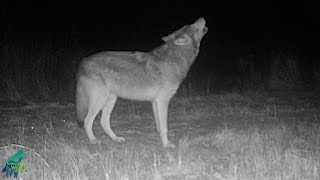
[84, 89, 108, 145]
[152, 101, 160, 133]
[101, 94, 125, 142]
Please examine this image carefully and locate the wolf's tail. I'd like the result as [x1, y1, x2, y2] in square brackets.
[76, 79, 88, 128]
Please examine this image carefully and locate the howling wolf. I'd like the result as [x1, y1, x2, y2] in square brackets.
[76, 17, 208, 147]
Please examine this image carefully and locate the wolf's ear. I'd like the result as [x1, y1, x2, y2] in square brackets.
[162, 34, 175, 42]
[173, 35, 190, 45]
[162, 25, 189, 42]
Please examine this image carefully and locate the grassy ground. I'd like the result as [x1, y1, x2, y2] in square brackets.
[0, 91, 320, 180]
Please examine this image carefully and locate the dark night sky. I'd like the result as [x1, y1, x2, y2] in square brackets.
[1, 1, 319, 74]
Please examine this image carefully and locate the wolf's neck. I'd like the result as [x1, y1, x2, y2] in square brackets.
[152, 43, 198, 64]
[152, 43, 199, 82]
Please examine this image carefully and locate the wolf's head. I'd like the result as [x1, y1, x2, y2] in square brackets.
[162, 18, 208, 50]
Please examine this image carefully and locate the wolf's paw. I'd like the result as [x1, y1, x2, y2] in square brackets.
[113, 136, 125, 143]
[90, 139, 102, 145]
[163, 141, 175, 148]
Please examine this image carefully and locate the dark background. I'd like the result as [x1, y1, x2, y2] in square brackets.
[1, 1, 319, 101]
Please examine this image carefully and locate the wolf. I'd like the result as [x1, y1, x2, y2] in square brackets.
[76, 17, 208, 147]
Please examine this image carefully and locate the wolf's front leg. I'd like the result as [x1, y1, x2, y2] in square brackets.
[155, 99, 175, 148]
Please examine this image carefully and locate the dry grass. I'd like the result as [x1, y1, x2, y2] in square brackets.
[0, 92, 320, 180]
